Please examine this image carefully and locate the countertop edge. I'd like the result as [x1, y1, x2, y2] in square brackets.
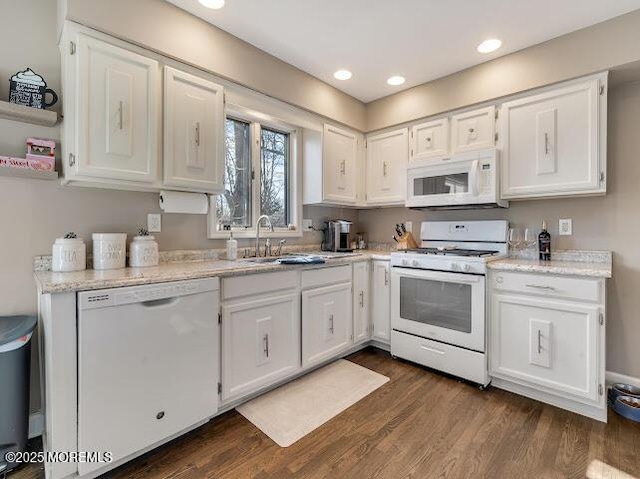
[35, 252, 390, 295]
[486, 261, 612, 279]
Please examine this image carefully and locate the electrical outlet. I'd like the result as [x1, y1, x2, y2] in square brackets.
[559, 218, 572, 236]
[405, 221, 413, 233]
[148, 213, 162, 233]
[302, 219, 314, 232]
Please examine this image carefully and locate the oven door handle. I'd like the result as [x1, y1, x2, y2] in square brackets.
[392, 268, 482, 284]
[420, 344, 445, 355]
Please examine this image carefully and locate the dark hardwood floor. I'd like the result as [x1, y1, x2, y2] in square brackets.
[9, 347, 640, 478]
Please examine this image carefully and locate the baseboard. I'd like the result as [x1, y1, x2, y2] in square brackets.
[28, 411, 44, 439]
[605, 371, 640, 388]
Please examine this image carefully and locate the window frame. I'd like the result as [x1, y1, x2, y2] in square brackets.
[207, 104, 302, 239]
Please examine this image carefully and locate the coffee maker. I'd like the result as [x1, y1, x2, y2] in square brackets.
[323, 220, 353, 252]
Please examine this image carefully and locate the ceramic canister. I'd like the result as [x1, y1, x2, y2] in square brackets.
[129, 236, 159, 267]
[52, 237, 86, 272]
[92, 233, 127, 270]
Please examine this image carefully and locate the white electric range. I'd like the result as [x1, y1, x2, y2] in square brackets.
[390, 220, 508, 387]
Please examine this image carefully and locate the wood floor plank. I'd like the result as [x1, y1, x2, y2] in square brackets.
[9, 348, 640, 479]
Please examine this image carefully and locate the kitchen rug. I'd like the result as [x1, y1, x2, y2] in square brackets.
[235, 359, 389, 447]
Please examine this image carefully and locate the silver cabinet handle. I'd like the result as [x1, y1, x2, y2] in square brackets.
[537, 330, 542, 354]
[544, 132, 549, 155]
[382, 161, 388, 177]
[329, 314, 334, 334]
[468, 127, 475, 133]
[426, 137, 431, 143]
[359, 290, 364, 307]
[384, 270, 389, 286]
[263, 333, 269, 358]
[340, 160, 346, 175]
[195, 122, 200, 147]
[118, 101, 123, 130]
[525, 284, 556, 290]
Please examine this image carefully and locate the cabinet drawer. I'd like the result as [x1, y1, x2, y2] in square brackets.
[301, 264, 352, 289]
[222, 271, 298, 300]
[390, 331, 487, 385]
[491, 271, 601, 302]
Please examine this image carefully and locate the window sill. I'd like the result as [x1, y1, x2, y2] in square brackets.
[207, 228, 304, 240]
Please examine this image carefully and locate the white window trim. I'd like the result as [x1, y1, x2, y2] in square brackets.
[207, 104, 303, 239]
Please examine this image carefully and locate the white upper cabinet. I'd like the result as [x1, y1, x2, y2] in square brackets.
[410, 118, 449, 161]
[322, 124, 359, 205]
[451, 106, 496, 153]
[163, 67, 224, 193]
[500, 75, 606, 199]
[365, 128, 408, 205]
[66, 32, 160, 186]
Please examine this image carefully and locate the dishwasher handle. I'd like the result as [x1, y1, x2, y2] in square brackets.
[139, 297, 180, 308]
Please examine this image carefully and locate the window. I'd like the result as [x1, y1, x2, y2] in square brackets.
[260, 127, 289, 228]
[216, 119, 252, 227]
[209, 108, 300, 238]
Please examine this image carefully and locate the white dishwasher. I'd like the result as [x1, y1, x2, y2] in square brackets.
[77, 278, 219, 476]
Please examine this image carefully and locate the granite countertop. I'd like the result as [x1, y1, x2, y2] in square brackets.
[35, 250, 392, 294]
[487, 250, 612, 278]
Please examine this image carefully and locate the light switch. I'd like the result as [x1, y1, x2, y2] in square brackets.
[559, 218, 572, 236]
[148, 214, 162, 233]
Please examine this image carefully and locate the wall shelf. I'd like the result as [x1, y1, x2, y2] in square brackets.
[0, 166, 58, 181]
[0, 100, 58, 127]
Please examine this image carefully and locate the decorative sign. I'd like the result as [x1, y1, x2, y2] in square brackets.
[9, 68, 58, 109]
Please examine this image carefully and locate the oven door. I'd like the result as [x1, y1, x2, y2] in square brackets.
[391, 267, 485, 352]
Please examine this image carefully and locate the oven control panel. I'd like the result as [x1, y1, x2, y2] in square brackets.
[392, 255, 487, 275]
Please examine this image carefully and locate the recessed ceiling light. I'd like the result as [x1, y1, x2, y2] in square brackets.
[198, 0, 225, 9]
[387, 76, 405, 86]
[333, 70, 352, 81]
[477, 38, 502, 54]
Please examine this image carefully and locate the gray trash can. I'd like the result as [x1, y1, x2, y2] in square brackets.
[0, 315, 38, 474]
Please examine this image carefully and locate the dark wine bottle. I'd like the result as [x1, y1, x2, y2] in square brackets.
[539, 221, 551, 261]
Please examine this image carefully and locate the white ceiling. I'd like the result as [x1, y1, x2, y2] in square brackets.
[166, 0, 640, 102]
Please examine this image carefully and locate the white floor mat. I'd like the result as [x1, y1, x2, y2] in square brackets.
[236, 359, 390, 447]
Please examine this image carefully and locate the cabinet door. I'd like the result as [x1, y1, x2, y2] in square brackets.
[302, 282, 353, 367]
[371, 261, 391, 344]
[353, 262, 371, 344]
[75, 33, 159, 183]
[451, 106, 495, 153]
[222, 293, 300, 402]
[366, 129, 408, 205]
[323, 124, 358, 204]
[163, 67, 224, 193]
[411, 118, 449, 161]
[500, 79, 603, 199]
[490, 293, 600, 404]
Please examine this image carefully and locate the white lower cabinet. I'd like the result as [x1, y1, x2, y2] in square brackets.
[302, 282, 353, 367]
[353, 262, 371, 343]
[371, 260, 391, 344]
[489, 270, 606, 421]
[221, 292, 301, 403]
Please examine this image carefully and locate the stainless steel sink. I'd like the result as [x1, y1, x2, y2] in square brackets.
[240, 257, 284, 264]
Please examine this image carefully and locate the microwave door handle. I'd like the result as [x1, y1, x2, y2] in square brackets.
[469, 159, 480, 196]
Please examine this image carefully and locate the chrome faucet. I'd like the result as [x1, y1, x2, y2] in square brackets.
[255, 215, 274, 257]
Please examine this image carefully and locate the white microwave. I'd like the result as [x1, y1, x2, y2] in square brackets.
[405, 148, 508, 209]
